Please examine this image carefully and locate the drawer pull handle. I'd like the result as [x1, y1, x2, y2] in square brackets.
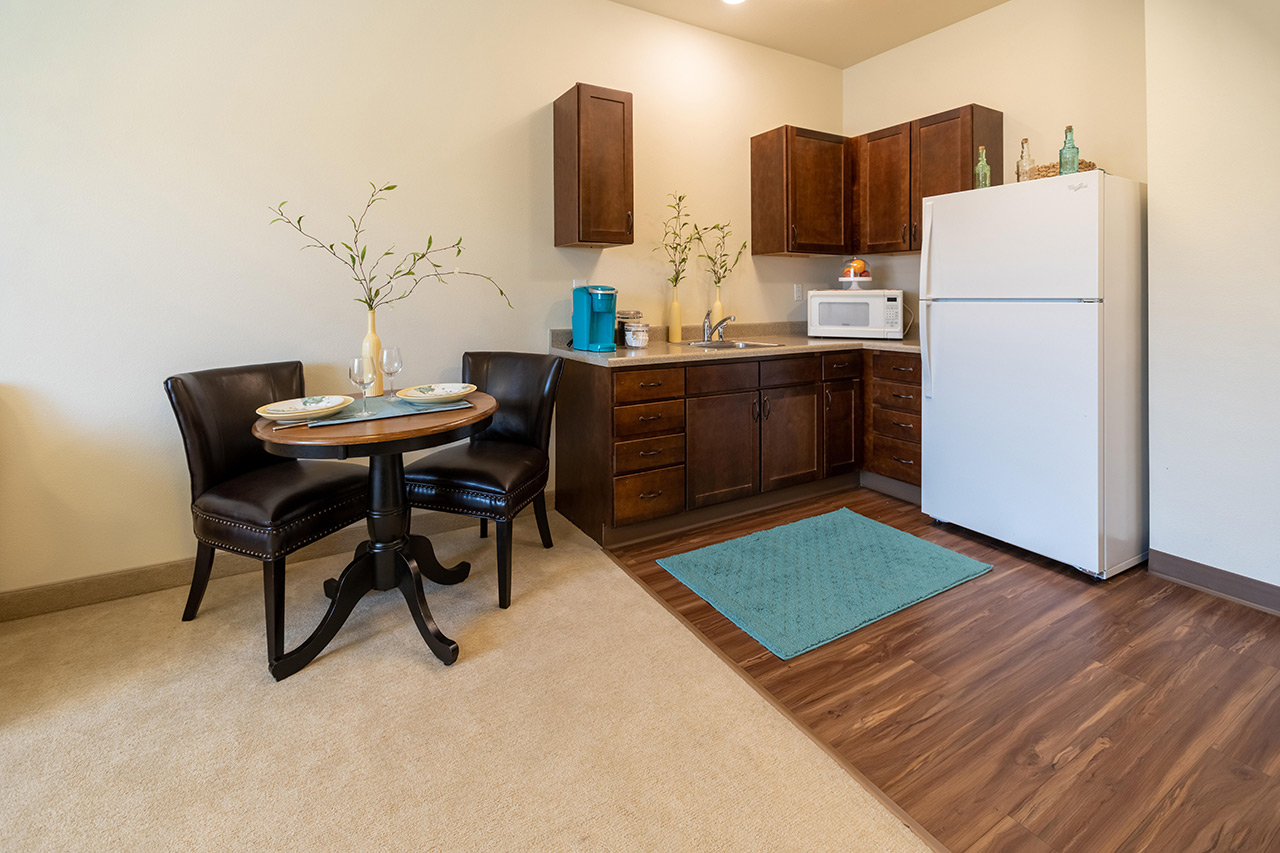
[639, 490, 663, 500]
[892, 393, 915, 400]
[892, 366, 915, 373]
[891, 421, 914, 429]
[891, 457, 915, 465]
[752, 398, 761, 422]
[639, 381, 663, 388]
[638, 414, 663, 422]
[762, 395, 771, 420]
[901, 224, 908, 243]
[832, 362, 849, 369]
[825, 389, 832, 411]
[638, 449, 663, 457]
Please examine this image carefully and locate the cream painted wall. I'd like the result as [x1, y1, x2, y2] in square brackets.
[0, 0, 844, 592]
[1145, 0, 1280, 583]
[840, 0, 1149, 304]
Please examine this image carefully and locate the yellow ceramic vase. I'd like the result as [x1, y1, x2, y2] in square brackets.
[668, 290, 682, 343]
[361, 309, 384, 397]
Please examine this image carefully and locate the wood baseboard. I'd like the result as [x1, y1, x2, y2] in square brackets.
[0, 510, 480, 623]
[1149, 549, 1280, 617]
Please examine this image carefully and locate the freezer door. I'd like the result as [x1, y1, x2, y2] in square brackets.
[921, 300, 1102, 572]
[920, 173, 1102, 301]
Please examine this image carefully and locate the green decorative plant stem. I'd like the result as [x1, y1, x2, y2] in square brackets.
[655, 193, 694, 290]
[269, 182, 510, 311]
[692, 220, 747, 289]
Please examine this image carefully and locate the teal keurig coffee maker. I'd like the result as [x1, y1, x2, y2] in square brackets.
[572, 284, 617, 352]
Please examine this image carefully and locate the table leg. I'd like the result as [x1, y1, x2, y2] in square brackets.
[397, 549, 459, 664]
[407, 534, 471, 586]
[269, 551, 374, 681]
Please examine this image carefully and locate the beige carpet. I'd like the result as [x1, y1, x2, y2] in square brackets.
[0, 514, 931, 852]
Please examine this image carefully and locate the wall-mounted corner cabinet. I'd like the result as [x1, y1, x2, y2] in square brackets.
[750, 125, 853, 256]
[554, 83, 634, 248]
[856, 104, 1003, 253]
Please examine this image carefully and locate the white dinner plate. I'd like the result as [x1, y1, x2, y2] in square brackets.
[396, 383, 477, 405]
[255, 395, 354, 422]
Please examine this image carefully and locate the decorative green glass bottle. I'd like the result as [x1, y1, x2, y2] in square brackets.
[1059, 125, 1079, 175]
[974, 145, 991, 188]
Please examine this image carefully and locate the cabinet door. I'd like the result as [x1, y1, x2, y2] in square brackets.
[823, 379, 861, 477]
[788, 127, 851, 254]
[858, 122, 911, 253]
[554, 83, 633, 247]
[760, 385, 823, 492]
[910, 105, 1003, 249]
[686, 392, 760, 509]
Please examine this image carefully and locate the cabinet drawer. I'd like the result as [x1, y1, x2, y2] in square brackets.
[760, 355, 821, 387]
[871, 351, 922, 385]
[871, 380, 922, 413]
[614, 368, 685, 404]
[614, 434, 685, 475]
[822, 352, 862, 381]
[686, 360, 758, 396]
[614, 466, 686, 526]
[614, 399, 685, 439]
[871, 405, 921, 443]
[865, 434, 922, 486]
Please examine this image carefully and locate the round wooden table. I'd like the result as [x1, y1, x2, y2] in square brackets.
[252, 391, 497, 680]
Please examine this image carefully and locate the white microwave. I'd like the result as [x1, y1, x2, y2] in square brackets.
[807, 289, 905, 339]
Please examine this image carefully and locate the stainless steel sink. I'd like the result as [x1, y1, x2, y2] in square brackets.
[682, 340, 782, 349]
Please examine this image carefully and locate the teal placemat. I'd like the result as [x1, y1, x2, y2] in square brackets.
[307, 395, 472, 427]
[656, 508, 992, 659]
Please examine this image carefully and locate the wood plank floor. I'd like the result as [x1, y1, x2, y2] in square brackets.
[608, 488, 1280, 853]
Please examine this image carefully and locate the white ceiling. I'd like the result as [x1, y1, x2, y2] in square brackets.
[608, 0, 1013, 69]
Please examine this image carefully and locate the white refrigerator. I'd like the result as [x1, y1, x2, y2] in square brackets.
[918, 171, 1147, 578]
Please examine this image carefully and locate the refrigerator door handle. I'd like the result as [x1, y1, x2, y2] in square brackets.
[921, 300, 933, 399]
[919, 201, 935, 300]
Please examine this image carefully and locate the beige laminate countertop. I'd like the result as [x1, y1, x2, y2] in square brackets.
[548, 323, 920, 368]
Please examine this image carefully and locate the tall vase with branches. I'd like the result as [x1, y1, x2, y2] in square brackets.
[656, 193, 694, 342]
[270, 182, 509, 395]
[692, 220, 747, 326]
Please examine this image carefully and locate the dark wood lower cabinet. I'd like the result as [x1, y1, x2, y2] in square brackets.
[686, 391, 760, 509]
[554, 348, 917, 544]
[760, 384, 823, 492]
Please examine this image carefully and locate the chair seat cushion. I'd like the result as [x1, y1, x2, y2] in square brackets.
[403, 442, 548, 520]
[192, 460, 368, 560]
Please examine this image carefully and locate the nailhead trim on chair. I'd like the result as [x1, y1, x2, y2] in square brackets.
[191, 494, 366, 561]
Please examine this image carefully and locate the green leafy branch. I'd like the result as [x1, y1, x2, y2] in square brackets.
[692, 220, 747, 288]
[269, 182, 510, 311]
[654, 193, 694, 290]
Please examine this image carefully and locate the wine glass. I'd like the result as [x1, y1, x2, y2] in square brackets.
[380, 347, 403, 396]
[349, 356, 376, 414]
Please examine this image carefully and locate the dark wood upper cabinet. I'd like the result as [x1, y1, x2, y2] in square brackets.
[858, 122, 912, 253]
[554, 83, 633, 248]
[751, 125, 852, 256]
[911, 105, 1003, 250]
[855, 104, 1002, 254]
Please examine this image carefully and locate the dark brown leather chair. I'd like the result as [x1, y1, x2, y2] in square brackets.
[403, 352, 564, 608]
[164, 361, 369, 665]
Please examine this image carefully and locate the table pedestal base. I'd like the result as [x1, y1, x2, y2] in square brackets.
[268, 454, 470, 681]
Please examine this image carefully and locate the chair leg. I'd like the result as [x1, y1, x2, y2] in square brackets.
[263, 559, 286, 665]
[480, 518, 488, 539]
[496, 520, 513, 609]
[182, 542, 217, 621]
[533, 491, 553, 549]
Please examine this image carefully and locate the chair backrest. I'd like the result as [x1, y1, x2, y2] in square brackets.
[462, 352, 564, 451]
[164, 361, 304, 500]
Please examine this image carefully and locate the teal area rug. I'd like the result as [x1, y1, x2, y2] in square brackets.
[656, 508, 992, 659]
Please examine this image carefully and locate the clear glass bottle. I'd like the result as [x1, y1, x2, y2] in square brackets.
[974, 145, 991, 188]
[1016, 138, 1036, 182]
[1059, 125, 1079, 175]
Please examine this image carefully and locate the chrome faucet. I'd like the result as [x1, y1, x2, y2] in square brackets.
[703, 310, 736, 342]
